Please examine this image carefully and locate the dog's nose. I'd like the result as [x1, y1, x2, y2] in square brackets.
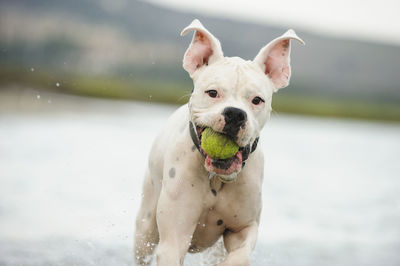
[222, 107, 247, 139]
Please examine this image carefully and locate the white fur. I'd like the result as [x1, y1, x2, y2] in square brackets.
[134, 19, 304, 266]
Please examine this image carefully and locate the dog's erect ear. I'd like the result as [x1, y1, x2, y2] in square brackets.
[253, 30, 305, 92]
[181, 19, 224, 76]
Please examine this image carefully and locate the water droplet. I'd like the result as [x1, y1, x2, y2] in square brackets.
[36, 95, 40, 99]
[56, 82, 60, 87]
[30, 68, 35, 72]
[202, 223, 206, 227]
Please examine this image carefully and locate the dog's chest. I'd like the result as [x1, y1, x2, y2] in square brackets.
[189, 181, 259, 251]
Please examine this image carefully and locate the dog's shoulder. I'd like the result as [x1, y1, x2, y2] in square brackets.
[148, 104, 191, 165]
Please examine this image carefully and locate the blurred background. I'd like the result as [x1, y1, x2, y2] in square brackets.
[0, 0, 399, 265]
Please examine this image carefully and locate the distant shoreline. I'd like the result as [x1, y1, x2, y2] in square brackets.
[1, 69, 399, 122]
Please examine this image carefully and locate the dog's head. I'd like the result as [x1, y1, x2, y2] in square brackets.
[182, 19, 304, 180]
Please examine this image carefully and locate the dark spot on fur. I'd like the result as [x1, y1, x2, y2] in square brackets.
[176, 157, 179, 161]
[223, 228, 231, 235]
[147, 212, 152, 218]
[151, 178, 154, 186]
[211, 189, 217, 196]
[191, 184, 194, 187]
[169, 167, 176, 178]
[234, 214, 237, 218]
[217, 219, 223, 226]
[191, 145, 197, 152]
[220, 182, 225, 191]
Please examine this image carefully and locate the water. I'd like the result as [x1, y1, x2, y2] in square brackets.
[0, 89, 399, 265]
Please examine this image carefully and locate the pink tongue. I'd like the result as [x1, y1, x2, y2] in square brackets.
[205, 151, 243, 175]
[205, 152, 243, 167]
[235, 151, 243, 164]
[206, 155, 212, 167]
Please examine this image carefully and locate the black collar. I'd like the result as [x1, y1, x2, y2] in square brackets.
[189, 121, 259, 166]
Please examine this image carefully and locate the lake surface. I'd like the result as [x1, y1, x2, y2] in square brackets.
[1, 88, 400, 265]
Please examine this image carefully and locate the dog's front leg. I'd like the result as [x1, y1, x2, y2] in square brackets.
[218, 221, 259, 266]
[156, 166, 205, 266]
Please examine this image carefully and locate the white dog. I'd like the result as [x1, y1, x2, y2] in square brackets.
[134, 19, 304, 266]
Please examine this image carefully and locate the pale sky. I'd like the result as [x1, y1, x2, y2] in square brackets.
[148, 0, 400, 46]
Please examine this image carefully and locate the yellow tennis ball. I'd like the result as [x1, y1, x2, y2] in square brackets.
[201, 128, 239, 159]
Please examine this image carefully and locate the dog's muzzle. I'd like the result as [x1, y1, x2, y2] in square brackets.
[189, 121, 259, 182]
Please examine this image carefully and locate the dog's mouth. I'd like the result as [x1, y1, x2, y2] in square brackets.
[195, 126, 243, 178]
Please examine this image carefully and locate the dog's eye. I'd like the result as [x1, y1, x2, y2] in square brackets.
[205, 90, 218, 98]
[252, 96, 265, 105]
